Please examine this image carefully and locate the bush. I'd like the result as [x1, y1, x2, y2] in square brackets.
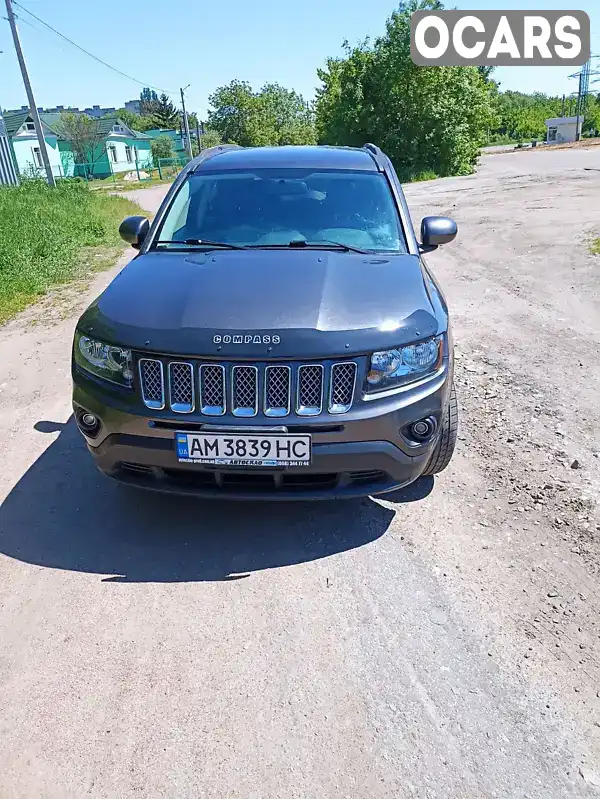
[151, 135, 175, 162]
[0, 179, 142, 322]
[315, 1, 497, 180]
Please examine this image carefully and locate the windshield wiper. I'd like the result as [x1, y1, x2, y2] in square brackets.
[248, 239, 369, 254]
[155, 239, 247, 250]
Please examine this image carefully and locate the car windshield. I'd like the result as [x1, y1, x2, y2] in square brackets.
[154, 168, 407, 253]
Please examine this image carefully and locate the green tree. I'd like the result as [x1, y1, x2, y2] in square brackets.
[139, 88, 160, 117]
[207, 80, 316, 146]
[151, 93, 179, 128]
[582, 96, 600, 137]
[207, 80, 255, 145]
[151, 135, 175, 163]
[192, 128, 222, 155]
[115, 108, 155, 132]
[55, 112, 106, 164]
[315, 0, 497, 180]
[490, 91, 562, 142]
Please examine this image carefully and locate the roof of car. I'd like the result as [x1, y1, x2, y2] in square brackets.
[195, 145, 379, 172]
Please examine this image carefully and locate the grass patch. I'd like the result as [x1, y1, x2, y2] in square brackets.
[407, 170, 439, 183]
[591, 238, 600, 256]
[0, 179, 143, 324]
[485, 135, 516, 147]
[90, 174, 174, 193]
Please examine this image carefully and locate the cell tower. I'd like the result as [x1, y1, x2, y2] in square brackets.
[569, 56, 600, 141]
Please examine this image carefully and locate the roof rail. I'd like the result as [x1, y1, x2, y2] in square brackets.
[190, 143, 243, 171]
[363, 142, 382, 155]
[362, 142, 387, 172]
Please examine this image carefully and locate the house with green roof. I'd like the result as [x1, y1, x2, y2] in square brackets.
[3, 110, 67, 178]
[3, 111, 152, 179]
[83, 115, 152, 178]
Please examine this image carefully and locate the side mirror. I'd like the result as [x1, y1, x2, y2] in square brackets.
[119, 215, 150, 249]
[420, 216, 457, 253]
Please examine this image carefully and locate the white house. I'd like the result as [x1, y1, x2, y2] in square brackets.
[544, 116, 584, 145]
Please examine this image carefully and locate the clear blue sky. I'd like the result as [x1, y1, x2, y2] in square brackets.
[1, 0, 598, 116]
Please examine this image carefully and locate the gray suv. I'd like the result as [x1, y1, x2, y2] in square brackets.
[72, 143, 458, 499]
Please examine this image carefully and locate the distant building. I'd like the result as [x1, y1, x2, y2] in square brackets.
[2, 100, 140, 118]
[83, 105, 117, 119]
[545, 116, 584, 145]
[4, 104, 79, 114]
[3, 111, 152, 179]
[124, 99, 141, 114]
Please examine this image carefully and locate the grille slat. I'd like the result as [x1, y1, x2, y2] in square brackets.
[265, 365, 291, 417]
[199, 364, 225, 415]
[329, 362, 357, 414]
[139, 359, 165, 410]
[297, 364, 324, 416]
[232, 365, 258, 417]
[169, 362, 194, 413]
[139, 358, 355, 416]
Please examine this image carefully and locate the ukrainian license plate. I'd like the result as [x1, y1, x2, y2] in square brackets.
[175, 432, 312, 467]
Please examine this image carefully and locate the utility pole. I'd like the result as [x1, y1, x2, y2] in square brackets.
[5, 0, 55, 186]
[180, 86, 193, 160]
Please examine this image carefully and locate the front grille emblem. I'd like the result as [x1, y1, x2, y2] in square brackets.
[213, 333, 281, 345]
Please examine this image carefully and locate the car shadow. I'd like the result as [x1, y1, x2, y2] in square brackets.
[0, 418, 433, 583]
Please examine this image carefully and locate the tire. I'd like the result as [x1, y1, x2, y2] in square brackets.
[424, 383, 459, 476]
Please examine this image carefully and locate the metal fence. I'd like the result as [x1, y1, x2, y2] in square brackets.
[70, 157, 156, 184]
[16, 153, 193, 185]
[64, 155, 191, 185]
[155, 156, 191, 180]
[0, 113, 19, 186]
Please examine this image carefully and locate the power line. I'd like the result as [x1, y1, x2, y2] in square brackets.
[11, 11, 48, 37]
[12, 0, 175, 95]
[4, 0, 55, 185]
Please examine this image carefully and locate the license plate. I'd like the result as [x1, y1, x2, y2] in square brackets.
[175, 432, 312, 467]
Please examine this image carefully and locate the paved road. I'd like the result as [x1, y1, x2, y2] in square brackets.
[1, 148, 600, 798]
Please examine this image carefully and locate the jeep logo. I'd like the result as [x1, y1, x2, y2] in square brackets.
[213, 334, 281, 345]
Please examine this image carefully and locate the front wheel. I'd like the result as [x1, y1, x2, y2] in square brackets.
[423, 383, 459, 476]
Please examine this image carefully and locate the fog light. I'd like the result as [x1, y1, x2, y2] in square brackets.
[409, 417, 437, 441]
[77, 410, 101, 438]
[412, 420, 431, 436]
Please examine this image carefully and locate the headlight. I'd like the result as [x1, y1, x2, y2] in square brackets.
[74, 333, 133, 388]
[365, 336, 443, 393]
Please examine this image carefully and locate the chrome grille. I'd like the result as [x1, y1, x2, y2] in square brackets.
[199, 364, 225, 415]
[137, 357, 357, 416]
[139, 359, 164, 410]
[169, 362, 194, 413]
[329, 362, 357, 414]
[297, 364, 324, 416]
[265, 365, 291, 417]
[232, 365, 258, 417]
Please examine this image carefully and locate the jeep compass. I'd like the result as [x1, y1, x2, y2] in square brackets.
[72, 143, 458, 499]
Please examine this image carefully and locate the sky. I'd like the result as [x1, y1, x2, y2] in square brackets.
[1, 0, 598, 117]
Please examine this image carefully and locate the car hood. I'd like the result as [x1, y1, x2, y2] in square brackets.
[79, 249, 441, 358]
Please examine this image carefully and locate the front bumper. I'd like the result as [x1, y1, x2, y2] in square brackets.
[73, 365, 452, 500]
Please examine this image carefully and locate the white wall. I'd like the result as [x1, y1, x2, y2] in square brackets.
[547, 122, 578, 144]
[105, 137, 152, 174]
[11, 131, 65, 177]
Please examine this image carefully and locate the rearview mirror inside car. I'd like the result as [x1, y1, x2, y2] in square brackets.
[420, 216, 457, 252]
[119, 216, 150, 249]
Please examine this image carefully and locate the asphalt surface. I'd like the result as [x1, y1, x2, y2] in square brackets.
[1, 147, 599, 798]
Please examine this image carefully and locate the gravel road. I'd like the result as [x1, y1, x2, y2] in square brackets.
[1, 147, 599, 798]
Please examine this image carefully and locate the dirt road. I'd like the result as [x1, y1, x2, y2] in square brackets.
[1, 147, 599, 798]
